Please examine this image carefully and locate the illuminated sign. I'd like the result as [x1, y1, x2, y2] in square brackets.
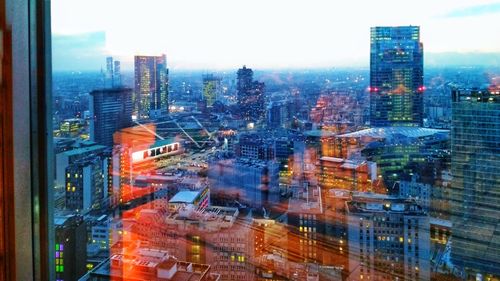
[131, 142, 180, 163]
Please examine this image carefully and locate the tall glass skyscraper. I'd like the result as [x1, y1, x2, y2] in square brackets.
[370, 26, 424, 127]
[450, 87, 500, 277]
[134, 54, 169, 119]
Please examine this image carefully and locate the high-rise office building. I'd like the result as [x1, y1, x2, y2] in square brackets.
[103, 57, 122, 88]
[202, 74, 222, 107]
[113, 60, 122, 87]
[237, 66, 265, 121]
[370, 26, 424, 127]
[450, 87, 500, 277]
[237, 65, 253, 94]
[134, 54, 169, 119]
[105, 56, 114, 88]
[90, 88, 133, 147]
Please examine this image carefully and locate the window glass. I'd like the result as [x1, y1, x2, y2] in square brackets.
[49, 1, 500, 281]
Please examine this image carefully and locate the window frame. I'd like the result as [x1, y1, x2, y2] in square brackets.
[3, 0, 53, 280]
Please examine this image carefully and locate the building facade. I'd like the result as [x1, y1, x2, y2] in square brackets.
[369, 26, 424, 127]
[346, 194, 431, 281]
[237, 66, 265, 121]
[202, 74, 222, 107]
[134, 55, 169, 119]
[450, 87, 500, 277]
[90, 88, 133, 147]
[65, 156, 107, 213]
[208, 158, 280, 208]
[54, 214, 87, 281]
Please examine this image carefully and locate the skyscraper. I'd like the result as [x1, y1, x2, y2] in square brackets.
[90, 88, 133, 147]
[370, 26, 424, 127]
[202, 74, 222, 107]
[113, 60, 122, 87]
[134, 55, 169, 119]
[450, 87, 500, 277]
[237, 66, 265, 121]
[105, 56, 114, 88]
[103, 57, 122, 88]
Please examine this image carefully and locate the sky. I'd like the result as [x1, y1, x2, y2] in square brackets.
[51, 0, 500, 71]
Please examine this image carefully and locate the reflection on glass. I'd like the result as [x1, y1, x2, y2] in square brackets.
[49, 1, 499, 281]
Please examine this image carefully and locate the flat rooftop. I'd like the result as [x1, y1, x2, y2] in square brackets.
[60, 145, 107, 157]
[338, 127, 448, 139]
[169, 190, 201, 204]
[304, 130, 337, 138]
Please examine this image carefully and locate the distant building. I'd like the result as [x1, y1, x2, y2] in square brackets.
[449, 87, 500, 277]
[113, 60, 122, 87]
[202, 74, 222, 107]
[111, 124, 183, 207]
[55, 145, 107, 188]
[65, 155, 107, 213]
[273, 137, 294, 162]
[346, 193, 431, 281]
[318, 156, 376, 192]
[134, 55, 169, 119]
[309, 92, 364, 132]
[55, 214, 87, 281]
[104, 57, 122, 88]
[267, 100, 292, 129]
[237, 66, 265, 121]
[370, 26, 424, 127]
[89, 88, 133, 147]
[58, 118, 86, 138]
[287, 184, 325, 264]
[105, 56, 113, 88]
[292, 130, 339, 183]
[86, 215, 111, 258]
[423, 83, 454, 129]
[208, 158, 280, 208]
[235, 133, 275, 161]
[337, 127, 449, 191]
[398, 176, 431, 211]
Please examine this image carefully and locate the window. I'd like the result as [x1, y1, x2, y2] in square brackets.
[2, 1, 500, 281]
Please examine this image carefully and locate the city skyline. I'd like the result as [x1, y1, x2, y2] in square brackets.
[51, 0, 500, 71]
[3, 0, 500, 280]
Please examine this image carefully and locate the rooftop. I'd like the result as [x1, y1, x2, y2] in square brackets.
[304, 129, 336, 138]
[347, 192, 426, 215]
[338, 127, 448, 139]
[169, 191, 201, 204]
[320, 156, 367, 169]
[60, 145, 107, 157]
[82, 250, 219, 281]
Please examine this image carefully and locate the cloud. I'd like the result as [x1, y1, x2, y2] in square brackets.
[443, 2, 500, 18]
[52, 32, 107, 71]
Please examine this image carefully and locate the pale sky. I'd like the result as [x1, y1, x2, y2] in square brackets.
[51, 0, 500, 70]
